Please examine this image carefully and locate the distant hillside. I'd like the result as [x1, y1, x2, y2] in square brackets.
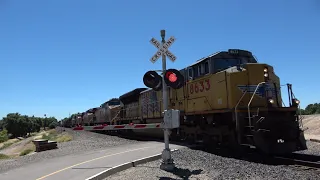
[302, 114, 320, 140]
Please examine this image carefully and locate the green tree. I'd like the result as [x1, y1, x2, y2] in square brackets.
[300, 103, 320, 115]
[4, 113, 22, 137]
[0, 129, 8, 143]
[1, 113, 58, 138]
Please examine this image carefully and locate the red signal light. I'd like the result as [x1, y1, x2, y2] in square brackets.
[165, 71, 172, 78]
[168, 73, 177, 82]
[165, 71, 177, 82]
[164, 69, 185, 89]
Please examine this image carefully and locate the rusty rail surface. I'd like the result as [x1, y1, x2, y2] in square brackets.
[273, 153, 320, 171]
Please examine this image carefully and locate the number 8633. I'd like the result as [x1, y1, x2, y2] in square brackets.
[188, 79, 211, 94]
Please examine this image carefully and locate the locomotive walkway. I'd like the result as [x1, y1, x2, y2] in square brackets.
[0, 141, 184, 180]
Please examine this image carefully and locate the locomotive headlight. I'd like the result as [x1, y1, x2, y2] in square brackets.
[264, 67, 269, 79]
[292, 98, 300, 107]
[268, 99, 274, 104]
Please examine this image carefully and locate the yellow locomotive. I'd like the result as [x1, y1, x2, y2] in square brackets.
[116, 49, 307, 154]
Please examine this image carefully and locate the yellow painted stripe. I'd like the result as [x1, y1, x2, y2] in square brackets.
[36, 146, 152, 180]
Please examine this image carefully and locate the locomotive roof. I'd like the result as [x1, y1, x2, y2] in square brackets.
[100, 98, 120, 107]
[86, 107, 99, 113]
[106, 98, 120, 103]
[119, 88, 147, 103]
[189, 49, 257, 67]
[189, 51, 221, 66]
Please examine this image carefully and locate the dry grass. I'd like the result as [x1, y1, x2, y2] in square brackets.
[19, 149, 34, 156]
[0, 129, 73, 159]
[2, 139, 36, 158]
[17, 140, 36, 157]
[33, 130, 53, 140]
[0, 139, 20, 150]
[0, 153, 10, 159]
[38, 129, 73, 143]
[55, 134, 73, 143]
[302, 114, 320, 140]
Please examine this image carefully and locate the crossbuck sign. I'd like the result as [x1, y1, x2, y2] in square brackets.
[150, 36, 177, 63]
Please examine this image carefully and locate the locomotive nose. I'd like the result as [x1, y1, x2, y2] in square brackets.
[252, 113, 306, 154]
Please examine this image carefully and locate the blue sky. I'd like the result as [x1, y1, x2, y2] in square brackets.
[0, 0, 319, 120]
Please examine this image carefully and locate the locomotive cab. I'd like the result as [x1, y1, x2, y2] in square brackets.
[119, 88, 147, 124]
[83, 108, 98, 126]
[234, 62, 306, 154]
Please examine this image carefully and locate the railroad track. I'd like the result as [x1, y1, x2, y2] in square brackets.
[272, 153, 320, 171]
[179, 141, 320, 172]
[92, 130, 320, 172]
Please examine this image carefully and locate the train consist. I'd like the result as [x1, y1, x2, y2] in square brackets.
[61, 49, 307, 155]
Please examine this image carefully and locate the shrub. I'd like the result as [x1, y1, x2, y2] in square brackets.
[20, 149, 33, 156]
[0, 130, 8, 143]
[56, 134, 72, 143]
[49, 122, 57, 129]
[0, 154, 10, 159]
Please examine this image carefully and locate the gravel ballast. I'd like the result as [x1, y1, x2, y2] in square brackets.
[106, 141, 320, 180]
[0, 127, 138, 173]
[298, 140, 320, 156]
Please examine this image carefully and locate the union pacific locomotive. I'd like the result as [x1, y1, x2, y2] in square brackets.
[63, 49, 307, 155]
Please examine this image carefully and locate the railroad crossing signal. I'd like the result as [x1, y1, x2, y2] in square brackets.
[143, 70, 162, 91]
[150, 36, 177, 63]
[164, 69, 184, 89]
[148, 30, 177, 172]
[143, 69, 184, 90]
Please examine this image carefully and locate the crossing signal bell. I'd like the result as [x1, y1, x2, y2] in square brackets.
[143, 71, 162, 91]
[164, 69, 184, 89]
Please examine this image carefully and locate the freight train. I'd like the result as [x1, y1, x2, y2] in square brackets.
[61, 49, 307, 155]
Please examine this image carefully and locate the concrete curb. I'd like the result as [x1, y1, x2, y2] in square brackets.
[85, 149, 179, 180]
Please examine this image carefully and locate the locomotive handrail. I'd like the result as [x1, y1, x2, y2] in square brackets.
[256, 117, 265, 124]
[111, 110, 122, 124]
[85, 114, 95, 125]
[298, 104, 304, 128]
[248, 82, 266, 128]
[235, 89, 247, 144]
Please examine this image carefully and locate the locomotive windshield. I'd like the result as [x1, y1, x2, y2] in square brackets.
[213, 57, 252, 73]
[214, 58, 240, 72]
[187, 49, 257, 79]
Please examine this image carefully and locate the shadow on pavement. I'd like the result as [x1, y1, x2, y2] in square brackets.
[159, 167, 203, 180]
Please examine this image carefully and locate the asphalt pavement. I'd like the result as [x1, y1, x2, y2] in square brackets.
[0, 141, 184, 180]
